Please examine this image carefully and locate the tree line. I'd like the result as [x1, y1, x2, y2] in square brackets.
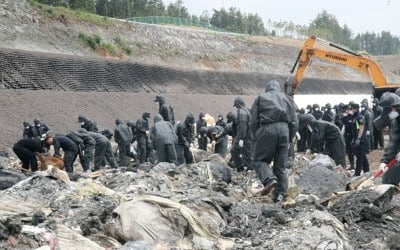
[35, 1, 400, 55]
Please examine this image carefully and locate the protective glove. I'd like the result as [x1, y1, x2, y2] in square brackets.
[354, 138, 361, 147]
[239, 140, 244, 148]
[198, 135, 201, 139]
[145, 131, 150, 137]
[366, 130, 370, 136]
[296, 132, 301, 141]
[396, 152, 400, 161]
[307, 125, 313, 133]
[379, 163, 388, 173]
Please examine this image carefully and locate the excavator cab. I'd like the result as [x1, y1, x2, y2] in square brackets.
[287, 36, 400, 97]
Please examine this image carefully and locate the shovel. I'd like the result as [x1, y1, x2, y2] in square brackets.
[346, 158, 397, 190]
[371, 158, 397, 180]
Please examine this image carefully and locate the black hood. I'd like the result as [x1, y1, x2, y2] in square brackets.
[185, 113, 195, 125]
[379, 92, 400, 108]
[233, 97, 245, 108]
[115, 119, 122, 125]
[143, 112, 151, 120]
[155, 95, 165, 104]
[154, 114, 163, 123]
[265, 79, 281, 92]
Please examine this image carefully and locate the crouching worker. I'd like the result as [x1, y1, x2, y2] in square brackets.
[83, 129, 118, 170]
[375, 93, 400, 184]
[151, 114, 178, 164]
[68, 130, 96, 172]
[307, 115, 346, 168]
[208, 125, 228, 157]
[44, 133, 78, 173]
[13, 138, 45, 172]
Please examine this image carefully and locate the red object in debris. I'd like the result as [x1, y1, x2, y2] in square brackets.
[372, 158, 397, 179]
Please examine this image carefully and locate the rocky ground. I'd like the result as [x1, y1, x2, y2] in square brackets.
[1, 149, 399, 250]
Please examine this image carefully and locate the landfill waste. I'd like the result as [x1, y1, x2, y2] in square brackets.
[0, 152, 399, 249]
[294, 154, 348, 200]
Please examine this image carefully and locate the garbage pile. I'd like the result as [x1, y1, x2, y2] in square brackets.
[0, 152, 399, 249]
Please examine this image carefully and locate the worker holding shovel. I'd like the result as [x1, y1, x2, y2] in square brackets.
[374, 92, 400, 184]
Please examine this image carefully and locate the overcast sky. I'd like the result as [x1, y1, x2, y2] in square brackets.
[164, 0, 399, 36]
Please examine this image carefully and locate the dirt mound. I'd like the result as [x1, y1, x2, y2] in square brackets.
[295, 154, 349, 200]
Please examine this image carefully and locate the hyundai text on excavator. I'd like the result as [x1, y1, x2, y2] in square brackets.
[285, 36, 400, 98]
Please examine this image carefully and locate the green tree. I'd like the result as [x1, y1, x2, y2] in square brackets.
[167, 0, 189, 18]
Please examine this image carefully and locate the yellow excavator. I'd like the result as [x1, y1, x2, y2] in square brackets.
[285, 36, 400, 97]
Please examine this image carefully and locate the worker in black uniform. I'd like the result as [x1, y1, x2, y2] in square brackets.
[334, 103, 345, 130]
[45, 134, 79, 173]
[216, 114, 226, 128]
[32, 118, 49, 139]
[22, 121, 36, 139]
[303, 105, 313, 150]
[226, 112, 237, 140]
[375, 93, 400, 184]
[322, 103, 335, 123]
[312, 104, 323, 120]
[341, 105, 355, 170]
[198, 127, 208, 151]
[297, 113, 313, 152]
[155, 95, 175, 125]
[372, 98, 384, 149]
[231, 97, 253, 172]
[250, 80, 297, 202]
[308, 116, 346, 167]
[83, 129, 118, 170]
[196, 113, 207, 148]
[176, 113, 195, 165]
[100, 129, 113, 140]
[311, 104, 324, 152]
[208, 125, 228, 157]
[78, 115, 98, 132]
[12, 138, 44, 172]
[151, 114, 178, 164]
[361, 101, 374, 151]
[115, 119, 134, 165]
[305, 104, 312, 114]
[69, 130, 96, 172]
[127, 121, 137, 144]
[136, 113, 151, 164]
[351, 103, 369, 176]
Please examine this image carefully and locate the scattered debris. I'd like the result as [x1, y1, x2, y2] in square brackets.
[0, 152, 399, 249]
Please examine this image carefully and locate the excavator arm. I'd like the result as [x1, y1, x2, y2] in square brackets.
[286, 36, 400, 96]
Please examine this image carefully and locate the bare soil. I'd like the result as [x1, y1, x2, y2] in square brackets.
[0, 0, 398, 83]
